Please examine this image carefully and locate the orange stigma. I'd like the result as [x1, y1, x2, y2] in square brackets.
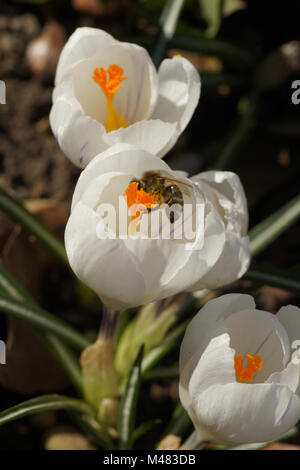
[124, 182, 159, 221]
[234, 353, 263, 383]
[93, 64, 127, 132]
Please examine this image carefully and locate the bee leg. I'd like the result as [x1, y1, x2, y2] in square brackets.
[130, 178, 143, 190]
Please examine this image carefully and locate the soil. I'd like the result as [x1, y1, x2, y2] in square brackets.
[0, 10, 80, 202]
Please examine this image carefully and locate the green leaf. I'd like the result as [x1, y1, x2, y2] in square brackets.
[132, 419, 161, 444]
[0, 394, 93, 427]
[118, 345, 144, 450]
[161, 403, 192, 440]
[0, 270, 111, 446]
[42, 334, 83, 396]
[250, 195, 300, 258]
[152, 0, 185, 68]
[122, 33, 254, 70]
[141, 321, 187, 375]
[0, 188, 68, 266]
[0, 263, 35, 305]
[199, 0, 224, 38]
[69, 412, 114, 450]
[199, 0, 246, 38]
[225, 426, 299, 450]
[214, 91, 258, 170]
[0, 293, 91, 351]
[142, 366, 179, 382]
[244, 264, 300, 294]
[223, 0, 246, 16]
[0, 264, 83, 395]
[201, 72, 246, 91]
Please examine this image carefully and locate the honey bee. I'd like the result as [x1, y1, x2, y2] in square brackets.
[131, 171, 192, 223]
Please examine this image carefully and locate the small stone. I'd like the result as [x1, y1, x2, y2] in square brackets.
[44, 426, 96, 450]
[72, 0, 105, 15]
[157, 435, 181, 451]
[72, 0, 130, 16]
[26, 21, 66, 82]
[35, 117, 50, 133]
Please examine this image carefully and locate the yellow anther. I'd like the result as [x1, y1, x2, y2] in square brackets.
[93, 64, 127, 132]
[234, 353, 263, 383]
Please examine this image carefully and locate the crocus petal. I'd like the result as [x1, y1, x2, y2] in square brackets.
[103, 119, 177, 160]
[71, 42, 158, 125]
[190, 380, 300, 445]
[180, 294, 256, 376]
[183, 199, 226, 292]
[266, 360, 300, 394]
[55, 27, 116, 85]
[152, 56, 201, 144]
[50, 91, 108, 168]
[179, 331, 234, 428]
[186, 171, 250, 290]
[192, 170, 249, 236]
[199, 234, 250, 288]
[122, 236, 193, 305]
[65, 173, 147, 311]
[188, 333, 236, 397]
[277, 305, 300, 351]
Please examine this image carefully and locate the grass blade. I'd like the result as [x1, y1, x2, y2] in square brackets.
[0, 263, 34, 305]
[198, 0, 224, 38]
[132, 419, 161, 444]
[161, 403, 192, 440]
[170, 35, 254, 69]
[250, 194, 300, 257]
[0, 394, 93, 426]
[69, 412, 114, 450]
[141, 321, 187, 375]
[152, 0, 185, 68]
[142, 366, 179, 382]
[42, 334, 83, 396]
[0, 293, 90, 351]
[214, 92, 258, 170]
[226, 426, 299, 450]
[118, 345, 144, 450]
[0, 264, 83, 395]
[244, 265, 300, 294]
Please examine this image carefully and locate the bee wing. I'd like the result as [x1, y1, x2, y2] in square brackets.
[163, 178, 192, 196]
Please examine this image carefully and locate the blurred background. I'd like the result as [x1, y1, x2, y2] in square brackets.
[0, 0, 300, 450]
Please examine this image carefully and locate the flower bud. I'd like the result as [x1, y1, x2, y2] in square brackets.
[80, 338, 120, 413]
[98, 398, 119, 428]
[115, 295, 184, 377]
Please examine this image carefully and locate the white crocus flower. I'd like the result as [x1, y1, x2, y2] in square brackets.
[50, 27, 200, 168]
[179, 293, 300, 446]
[65, 144, 249, 311]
